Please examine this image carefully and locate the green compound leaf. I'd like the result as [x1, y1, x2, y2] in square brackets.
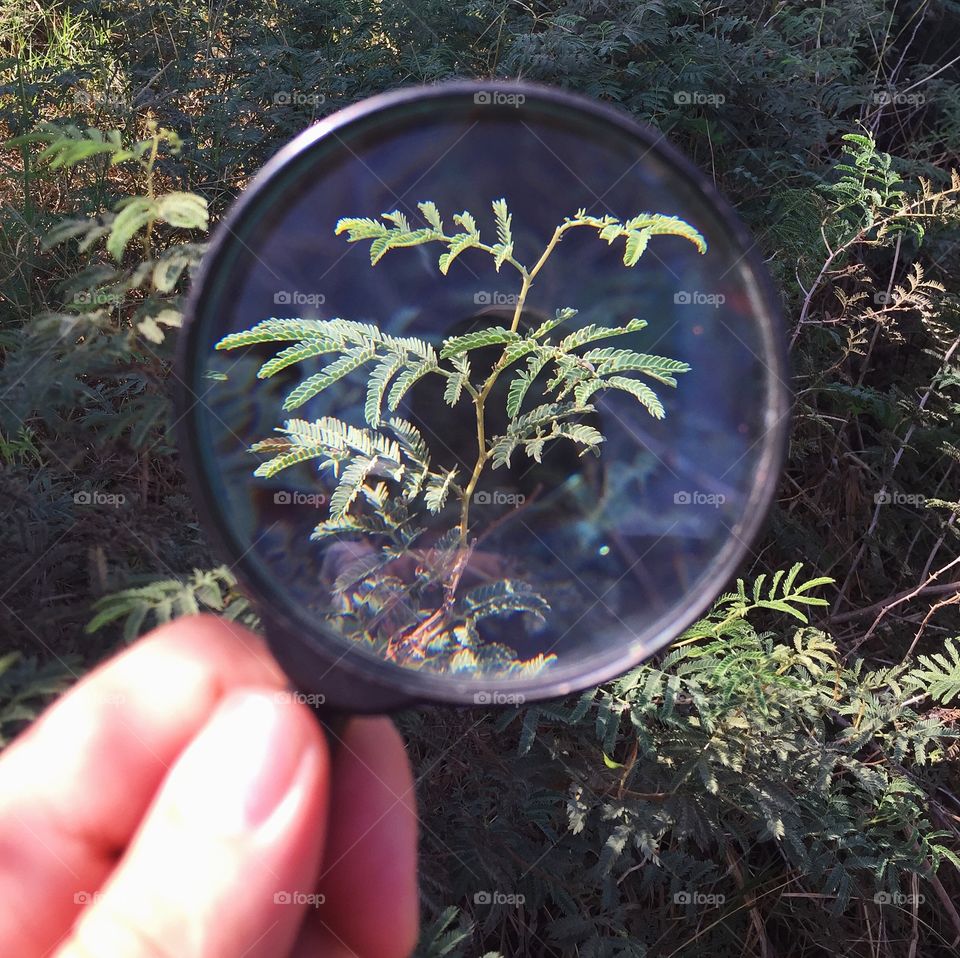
[558, 318, 647, 352]
[582, 348, 690, 386]
[257, 339, 342, 378]
[418, 200, 443, 231]
[506, 353, 550, 418]
[216, 318, 333, 349]
[334, 217, 389, 241]
[492, 197, 512, 248]
[440, 326, 519, 358]
[490, 198, 514, 272]
[552, 421, 604, 453]
[330, 456, 380, 518]
[462, 579, 550, 624]
[622, 228, 651, 266]
[154, 191, 209, 230]
[625, 214, 707, 253]
[490, 402, 587, 468]
[531, 307, 578, 339]
[453, 210, 478, 233]
[387, 358, 441, 410]
[381, 209, 411, 231]
[386, 417, 430, 466]
[602, 376, 666, 418]
[443, 356, 471, 406]
[365, 355, 405, 427]
[368, 227, 435, 264]
[438, 231, 481, 275]
[283, 346, 377, 410]
[337, 210, 439, 265]
[107, 197, 154, 261]
[425, 468, 459, 513]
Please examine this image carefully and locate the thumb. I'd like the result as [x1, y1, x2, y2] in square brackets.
[56, 689, 330, 958]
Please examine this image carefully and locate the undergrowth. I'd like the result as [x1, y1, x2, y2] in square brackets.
[3, 1, 960, 954]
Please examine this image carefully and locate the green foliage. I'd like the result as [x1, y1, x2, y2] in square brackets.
[0, 120, 209, 448]
[786, 127, 960, 669]
[682, 563, 833, 637]
[86, 567, 256, 641]
[83, 562, 960, 954]
[908, 639, 960, 705]
[405, 570, 960, 956]
[0, 652, 78, 748]
[10, 120, 208, 267]
[335, 199, 705, 277]
[0, 109, 213, 684]
[413, 907, 500, 958]
[5, 2, 960, 954]
[820, 132, 960, 251]
[218, 200, 703, 671]
[218, 317, 439, 419]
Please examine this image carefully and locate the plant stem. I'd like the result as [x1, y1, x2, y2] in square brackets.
[142, 129, 159, 260]
[515, 224, 565, 321]
[509, 273, 532, 333]
[457, 223, 572, 544]
[459, 437, 491, 544]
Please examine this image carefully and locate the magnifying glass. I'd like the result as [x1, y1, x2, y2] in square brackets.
[175, 81, 789, 714]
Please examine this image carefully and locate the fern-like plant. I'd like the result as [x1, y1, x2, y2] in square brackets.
[216, 200, 706, 671]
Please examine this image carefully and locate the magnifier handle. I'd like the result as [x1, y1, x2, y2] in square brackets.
[316, 710, 349, 751]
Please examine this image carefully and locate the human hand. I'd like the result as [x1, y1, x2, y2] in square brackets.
[0, 615, 419, 958]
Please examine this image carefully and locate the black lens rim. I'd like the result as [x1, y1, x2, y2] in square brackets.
[175, 79, 791, 709]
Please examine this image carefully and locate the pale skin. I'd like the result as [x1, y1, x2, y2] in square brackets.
[0, 615, 419, 958]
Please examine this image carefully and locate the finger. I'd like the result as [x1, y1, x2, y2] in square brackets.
[294, 717, 418, 958]
[56, 689, 329, 958]
[0, 615, 289, 955]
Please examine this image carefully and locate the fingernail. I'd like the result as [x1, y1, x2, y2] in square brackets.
[171, 690, 310, 834]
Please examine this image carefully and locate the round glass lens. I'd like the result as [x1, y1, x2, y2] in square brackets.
[178, 83, 788, 704]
